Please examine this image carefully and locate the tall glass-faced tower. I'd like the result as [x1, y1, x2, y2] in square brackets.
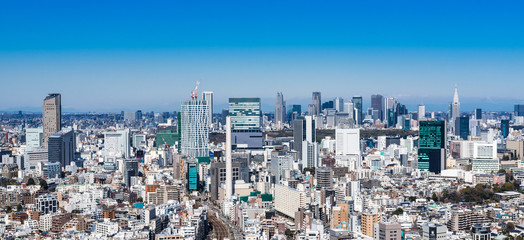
[418, 120, 446, 174]
[228, 98, 261, 130]
[228, 98, 263, 148]
[180, 100, 209, 158]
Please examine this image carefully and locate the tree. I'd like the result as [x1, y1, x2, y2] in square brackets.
[502, 182, 515, 192]
[285, 229, 295, 238]
[5, 206, 12, 213]
[498, 169, 507, 174]
[393, 208, 404, 215]
[27, 178, 35, 185]
[431, 193, 438, 202]
[39, 179, 48, 190]
[408, 196, 417, 202]
[16, 204, 22, 212]
[506, 222, 516, 232]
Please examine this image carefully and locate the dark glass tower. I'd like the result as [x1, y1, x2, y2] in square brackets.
[418, 121, 446, 174]
[371, 94, 384, 121]
[501, 119, 510, 138]
[515, 105, 524, 117]
[352, 96, 363, 125]
[475, 108, 482, 120]
[455, 116, 470, 140]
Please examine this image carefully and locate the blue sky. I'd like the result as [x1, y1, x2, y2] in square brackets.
[1, 0, 523, 112]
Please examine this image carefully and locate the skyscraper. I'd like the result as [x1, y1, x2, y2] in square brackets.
[26, 128, 43, 151]
[229, 98, 263, 148]
[501, 120, 510, 138]
[515, 104, 524, 117]
[48, 128, 74, 168]
[42, 93, 61, 148]
[352, 96, 363, 125]
[229, 98, 261, 130]
[293, 116, 316, 157]
[334, 97, 344, 113]
[180, 100, 210, 158]
[124, 159, 139, 187]
[418, 121, 446, 174]
[475, 108, 482, 120]
[104, 129, 131, 159]
[371, 94, 384, 121]
[312, 92, 321, 116]
[274, 92, 286, 128]
[201, 91, 214, 126]
[418, 105, 426, 121]
[455, 116, 470, 140]
[452, 87, 460, 123]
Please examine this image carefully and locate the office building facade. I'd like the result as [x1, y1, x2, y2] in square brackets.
[418, 121, 446, 174]
[274, 92, 286, 128]
[180, 100, 210, 158]
[352, 96, 363, 125]
[371, 94, 384, 121]
[26, 128, 43, 151]
[42, 93, 61, 148]
[201, 91, 214, 126]
[48, 128, 74, 168]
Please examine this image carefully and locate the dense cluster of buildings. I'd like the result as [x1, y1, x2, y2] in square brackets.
[1, 88, 524, 239]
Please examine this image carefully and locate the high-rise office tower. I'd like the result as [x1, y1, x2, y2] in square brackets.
[229, 98, 263, 148]
[229, 98, 261, 130]
[336, 128, 360, 156]
[334, 97, 344, 113]
[501, 120, 510, 138]
[384, 97, 397, 127]
[371, 94, 384, 121]
[452, 87, 460, 123]
[418, 121, 446, 174]
[418, 105, 426, 121]
[186, 160, 199, 191]
[274, 92, 286, 128]
[104, 129, 131, 159]
[48, 128, 74, 168]
[293, 116, 316, 157]
[352, 96, 363, 125]
[42, 93, 61, 148]
[312, 92, 321, 116]
[475, 108, 482, 120]
[124, 159, 139, 187]
[455, 116, 470, 140]
[289, 104, 301, 123]
[201, 91, 214, 126]
[26, 128, 43, 151]
[180, 100, 209, 158]
[135, 110, 143, 121]
[344, 101, 355, 120]
[515, 104, 524, 117]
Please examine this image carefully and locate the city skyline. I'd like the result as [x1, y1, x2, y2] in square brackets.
[1, 1, 524, 112]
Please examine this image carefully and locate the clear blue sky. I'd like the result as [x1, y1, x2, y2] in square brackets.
[1, 0, 523, 112]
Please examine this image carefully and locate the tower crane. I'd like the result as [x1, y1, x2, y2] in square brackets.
[190, 79, 200, 100]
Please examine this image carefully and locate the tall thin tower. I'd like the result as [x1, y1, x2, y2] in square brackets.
[452, 87, 460, 123]
[202, 91, 213, 127]
[275, 92, 286, 129]
[312, 92, 321, 116]
[42, 93, 61, 148]
[225, 116, 233, 198]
